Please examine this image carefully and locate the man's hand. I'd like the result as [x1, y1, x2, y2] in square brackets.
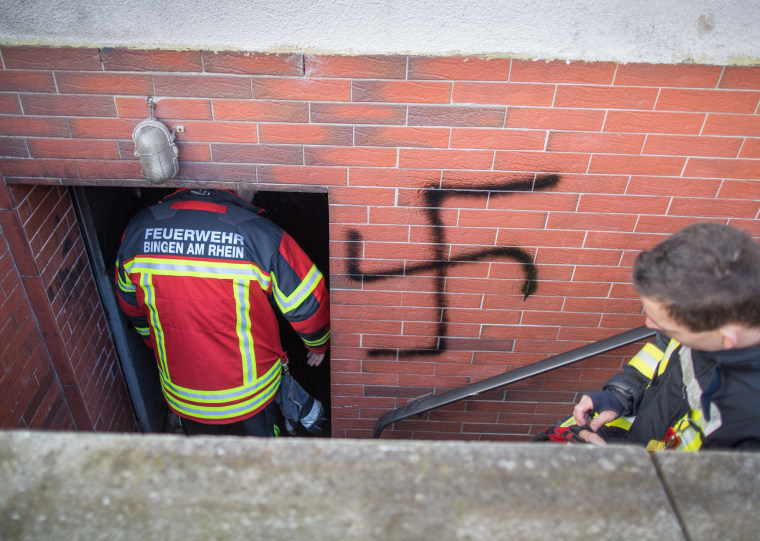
[573, 394, 620, 432]
[577, 429, 607, 445]
[306, 350, 326, 367]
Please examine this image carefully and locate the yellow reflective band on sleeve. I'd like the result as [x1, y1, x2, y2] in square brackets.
[559, 413, 634, 431]
[272, 264, 323, 314]
[116, 258, 136, 293]
[117, 270, 136, 293]
[607, 415, 634, 430]
[627, 342, 665, 380]
[304, 330, 331, 348]
[135, 326, 150, 337]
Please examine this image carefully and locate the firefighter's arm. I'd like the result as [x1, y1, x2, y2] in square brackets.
[271, 232, 331, 356]
[573, 393, 624, 432]
[114, 257, 152, 348]
[603, 332, 670, 416]
[572, 332, 670, 434]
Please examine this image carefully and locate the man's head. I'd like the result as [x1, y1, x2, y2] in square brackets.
[633, 222, 760, 350]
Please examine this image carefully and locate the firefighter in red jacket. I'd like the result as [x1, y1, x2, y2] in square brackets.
[115, 188, 330, 436]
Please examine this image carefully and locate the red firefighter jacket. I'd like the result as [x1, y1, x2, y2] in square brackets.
[115, 189, 330, 424]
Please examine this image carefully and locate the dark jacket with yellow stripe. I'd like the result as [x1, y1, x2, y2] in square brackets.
[115, 189, 330, 424]
[597, 331, 760, 450]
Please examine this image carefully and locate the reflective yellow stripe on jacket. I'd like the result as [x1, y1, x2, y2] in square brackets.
[560, 339, 675, 434]
[304, 331, 331, 349]
[658, 346, 722, 452]
[124, 256, 272, 290]
[628, 341, 672, 380]
[161, 362, 281, 421]
[126, 255, 280, 422]
[272, 264, 324, 314]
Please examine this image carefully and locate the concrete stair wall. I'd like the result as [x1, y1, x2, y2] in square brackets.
[1, 431, 758, 540]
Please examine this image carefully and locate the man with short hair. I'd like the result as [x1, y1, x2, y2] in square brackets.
[538, 222, 760, 450]
[115, 188, 330, 436]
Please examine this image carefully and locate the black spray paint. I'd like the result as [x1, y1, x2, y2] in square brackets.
[347, 174, 561, 357]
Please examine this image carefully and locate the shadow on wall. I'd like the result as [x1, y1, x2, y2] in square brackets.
[347, 174, 561, 358]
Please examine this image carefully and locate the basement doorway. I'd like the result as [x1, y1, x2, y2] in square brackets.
[71, 186, 331, 436]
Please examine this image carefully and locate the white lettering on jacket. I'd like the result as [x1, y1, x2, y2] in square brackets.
[142, 228, 245, 259]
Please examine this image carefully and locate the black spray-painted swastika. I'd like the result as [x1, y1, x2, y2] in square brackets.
[346, 174, 561, 358]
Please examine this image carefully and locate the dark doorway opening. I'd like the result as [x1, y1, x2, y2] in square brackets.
[71, 186, 331, 436]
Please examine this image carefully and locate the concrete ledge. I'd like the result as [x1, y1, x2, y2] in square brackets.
[1, 431, 754, 540]
[1, 1, 759, 64]
[655, 451, 760, 541]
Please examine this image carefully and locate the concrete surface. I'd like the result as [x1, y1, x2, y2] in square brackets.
[1, 0, 759, 64]
[655, 451, 760, 541]
[0, 430, 717, 540]
[2, 431, 758, 540]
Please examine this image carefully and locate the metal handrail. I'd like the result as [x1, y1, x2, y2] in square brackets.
[373, 326, 656, 438]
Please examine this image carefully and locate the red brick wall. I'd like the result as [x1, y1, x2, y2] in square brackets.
[0, 183, 76, 429]
[0, 177, 137, 432]
[0, 46, 758, 439]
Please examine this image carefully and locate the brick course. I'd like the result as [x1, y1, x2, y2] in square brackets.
[0, 46, 758, 440]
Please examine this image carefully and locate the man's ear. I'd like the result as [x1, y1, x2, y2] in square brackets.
[719, 326, 740, 350]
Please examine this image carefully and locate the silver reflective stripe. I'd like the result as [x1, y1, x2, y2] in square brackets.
[679, 347, 722, 437]
[679, 422, 701, 449]
[273, 265, 322, 313]
[301, 399, 324, 429]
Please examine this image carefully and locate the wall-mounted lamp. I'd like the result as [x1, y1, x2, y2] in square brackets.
[132, 97, 179, 184]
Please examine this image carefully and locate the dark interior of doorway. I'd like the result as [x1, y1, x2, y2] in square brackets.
[71, 186, 331, 437]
